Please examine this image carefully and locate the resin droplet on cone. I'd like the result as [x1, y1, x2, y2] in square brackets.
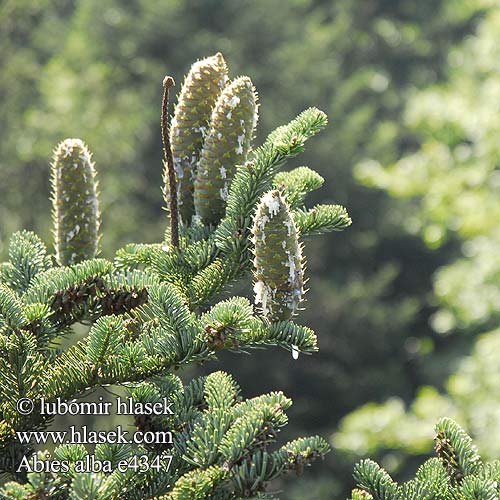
[252, 190, 304, 321]
[51, 138, 100, 266]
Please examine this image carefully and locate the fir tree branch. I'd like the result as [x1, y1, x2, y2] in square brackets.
[293, 204, 352, 236]
[0, 55, 349, 499]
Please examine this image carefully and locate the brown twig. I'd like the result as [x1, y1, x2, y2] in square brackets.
[161, 75, 179, 248]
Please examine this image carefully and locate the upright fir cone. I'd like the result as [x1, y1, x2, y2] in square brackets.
[51, 138, 100, 266]
[252, 190, 305, 321]
[167, 52, 228, 223]
[194, 76, 258, 224]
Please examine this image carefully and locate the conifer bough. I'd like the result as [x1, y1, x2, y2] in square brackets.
[350, 418, 497, 500]
[0, 53, 351, 499]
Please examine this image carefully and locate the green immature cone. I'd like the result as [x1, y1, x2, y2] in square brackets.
[51, 138, 100, 266]
[194, 76, 258, 224]
[168, 53, 228, 223]
[252, 190, 304, 322]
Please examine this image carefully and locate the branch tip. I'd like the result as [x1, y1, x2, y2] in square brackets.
[163, 75, 175, 88]
[161, 75, 179, 248]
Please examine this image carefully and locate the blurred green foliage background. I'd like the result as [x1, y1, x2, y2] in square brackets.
[2, 0, 500, 497]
